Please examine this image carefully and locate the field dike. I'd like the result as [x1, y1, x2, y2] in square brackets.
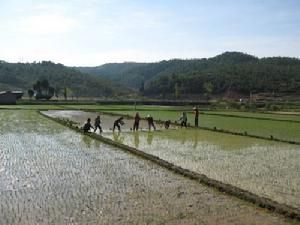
[201, 112, 300, 124]
[39, 111, 300, 221]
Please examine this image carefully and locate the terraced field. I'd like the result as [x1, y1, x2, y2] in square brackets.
[1, 110, 297, 224]
[43, 110, 300, 210]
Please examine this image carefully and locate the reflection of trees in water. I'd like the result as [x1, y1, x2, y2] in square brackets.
[147, 131, 154, 145]
[133, 132, 139, 148]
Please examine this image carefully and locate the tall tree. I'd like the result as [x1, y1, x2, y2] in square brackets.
[27, 89, 34, 100]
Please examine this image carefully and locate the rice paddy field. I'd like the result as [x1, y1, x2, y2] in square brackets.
[202, 111, 300, 122]
[43, 110, 300, 211]
[0, 104, 64, 110]
[61, 104, 300, 143]
[1, 109, 297, 225]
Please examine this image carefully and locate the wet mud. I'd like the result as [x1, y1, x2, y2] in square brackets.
[42, 110, 300, 213]
[0, 110, 298, 224]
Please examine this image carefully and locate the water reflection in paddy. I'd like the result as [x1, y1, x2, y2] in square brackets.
[43, 110, 300, 209]
[6, 110, 294, 224]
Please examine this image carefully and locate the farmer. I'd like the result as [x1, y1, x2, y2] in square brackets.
[94, 115, 103, 133]
[193, 106, 199, 127]
[113, 117, 124, 132]
[179, 112, 187, 128]
[164, 120, 171, 129]
[133, 112, 141, 131]
[83, 118, 94, 133]
[146, 115, 156, 131]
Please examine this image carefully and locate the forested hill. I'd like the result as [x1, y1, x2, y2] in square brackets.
[0, 61, 131, 97]
[76, 52, 300, 97]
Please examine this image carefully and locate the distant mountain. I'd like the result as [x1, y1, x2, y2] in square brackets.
[76, 52, 300, 97]
[76, 62, 147, 89]
[0, 61, 131, 97]
[3, 52, 299, 99]
[76, 52, 260, 90]
[77, 62, 146, 79]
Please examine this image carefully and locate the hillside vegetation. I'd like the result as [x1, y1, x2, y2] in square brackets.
[77, 52, 300, 98]
[2, 52, 299, 99]
[0, 61, 130, 97]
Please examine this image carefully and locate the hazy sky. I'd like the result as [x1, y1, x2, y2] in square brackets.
[1, 0, 300, 66]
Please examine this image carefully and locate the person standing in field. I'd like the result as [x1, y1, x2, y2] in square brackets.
[179, 112, 187, 128]
[113, 117, 124, 132]
[193, 106, 199, 127]
[146, 115, 156, 131]
[94, 115, 103, 133]
[83, 118, 94, 133]
[133, 112, 141, 131]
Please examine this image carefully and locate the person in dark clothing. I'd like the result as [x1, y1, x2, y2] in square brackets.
[146, 115, 156, 131]
[179, 112, 187, 128]
[113, 117, 124, 132]
[94, 115, 103, 133]
[133, 112, 141, 131]
[193, 106, 199, 127]
[83, 118, 94, 133]
[164, 120, 171, 129]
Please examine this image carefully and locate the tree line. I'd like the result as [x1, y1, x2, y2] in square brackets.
[0, 61, 130, 98]
[78, 52, 300, 98]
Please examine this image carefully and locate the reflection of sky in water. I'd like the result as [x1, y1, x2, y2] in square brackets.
[43, 110, 300, 209]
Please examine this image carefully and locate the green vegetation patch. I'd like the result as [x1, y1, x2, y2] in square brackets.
[204, 111, 300, 122]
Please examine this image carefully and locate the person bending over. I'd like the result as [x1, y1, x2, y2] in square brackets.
[83, 118, 94, 133]
[113, 117, 124, 132]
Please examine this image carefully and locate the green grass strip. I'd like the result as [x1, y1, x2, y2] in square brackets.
[202, 112, 300, 123]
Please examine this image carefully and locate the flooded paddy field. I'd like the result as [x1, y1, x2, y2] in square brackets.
[0, 105, 64, 110]
[43, 110, 300, 210]
[95, 109, 300, 143]
[63, 104, 300, 142]
[3, 104, 300, 142]
[51, 104, 300, 142]
[62, 104, 179, 111]
[61, 104, 300, 122]
[2, 110, 297, 224]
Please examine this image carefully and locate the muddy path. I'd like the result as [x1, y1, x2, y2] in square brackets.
[0, 110, 297, 224]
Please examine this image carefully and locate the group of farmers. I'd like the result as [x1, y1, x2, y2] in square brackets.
[83, 106, 200, 133]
